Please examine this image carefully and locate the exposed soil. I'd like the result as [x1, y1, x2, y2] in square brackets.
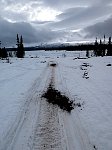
[50, 63, 57, 67]
[42, 84, 74, 113]
[106, 63, 111, 66]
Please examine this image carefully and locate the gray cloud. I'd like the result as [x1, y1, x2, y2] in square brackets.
[84, 16, 112, 38]
[0, 16, 70, 47]
[0, 0, 112, 46]
[42, 0, 95, 9]
[0, 16, 38, 46]
[48, 2, 112, 30]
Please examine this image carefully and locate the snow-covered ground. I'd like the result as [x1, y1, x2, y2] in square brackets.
[0, 50, 112, 150]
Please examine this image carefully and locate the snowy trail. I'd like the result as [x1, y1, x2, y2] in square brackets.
[0, 53, 112, 150]
[1, 65, 50, 150]
[2, 62, 63, 150]
[1, 60, 94, 150]
[33, 99, 62, 150]
[32, 64, 63, 150]
[55, 64, 94, 150]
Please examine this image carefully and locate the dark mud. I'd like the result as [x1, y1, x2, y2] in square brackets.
[42, 84, 74, 113]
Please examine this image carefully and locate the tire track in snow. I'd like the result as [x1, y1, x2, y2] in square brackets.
[55, 63, 94, 150]
[1, 60, 94, 150]
[1, 65, 50, 150]
[32, 63, 63, 150]
[33, 99, 62, 150]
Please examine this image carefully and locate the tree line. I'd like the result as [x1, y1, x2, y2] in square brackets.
[93, 35, 112, 57]
[85, 35, 112, 57]
[0, 34, 25, 59]
[0, 34, 112, 59]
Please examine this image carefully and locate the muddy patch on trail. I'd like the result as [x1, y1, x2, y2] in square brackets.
[42, 84, 74, 113]
[42, 61, 74, 112]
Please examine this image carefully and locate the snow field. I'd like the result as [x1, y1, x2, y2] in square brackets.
[0, 51, 112, 150]
[57, 55, 112, 150]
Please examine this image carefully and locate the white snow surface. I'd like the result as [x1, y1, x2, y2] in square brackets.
[0, 50, 112, 150]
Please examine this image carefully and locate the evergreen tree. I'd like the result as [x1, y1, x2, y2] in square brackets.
[2, 47, 8, 58]
[0, 41, 7, 58]
[107, 37, 112, 56]
[16, 34, 20, 57]
[99, 39, 103, 56]
[0, 47, 7, 58]
[0, 41, 2, 58]
[0, 41, 1, 48]
[102, 34, 106, 56]
[104, 34, 105, 43]
[0, 48, 2, 58]
[86, 50, 89, 57]
[94, 37, 98, 56]
[16, 34, 25, 58]
[16, 34, 20, 48]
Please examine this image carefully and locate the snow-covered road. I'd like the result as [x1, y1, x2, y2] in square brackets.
[1, 60, 93, 150]
[0, 51, 112, 150]
[1, 62, 49, 150]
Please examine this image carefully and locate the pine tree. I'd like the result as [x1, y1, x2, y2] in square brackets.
[94, 37, 98, 56]
[102, 34, 106, 56]
[2, 47, 8, 58]
[16, 34, 20, 57]
[107, 37, 112, 56]
[0, 41, 2, 58]
[16, 34, 20, 48]
[0, 47, 7, 58]
[0, 41, 1, 48]
[104, 35, 105, 42]
[20, 35, 25, 57]
[0, 48, 1, 58]
[100, 39, 102, 43]
[16, 34, 25, 58]
[0, 41, 7, 58]
[86, 50, 89, 57]
[99, 39, 103, 56]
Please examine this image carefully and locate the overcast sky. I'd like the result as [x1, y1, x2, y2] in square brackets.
[0, 0, 112, 47]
